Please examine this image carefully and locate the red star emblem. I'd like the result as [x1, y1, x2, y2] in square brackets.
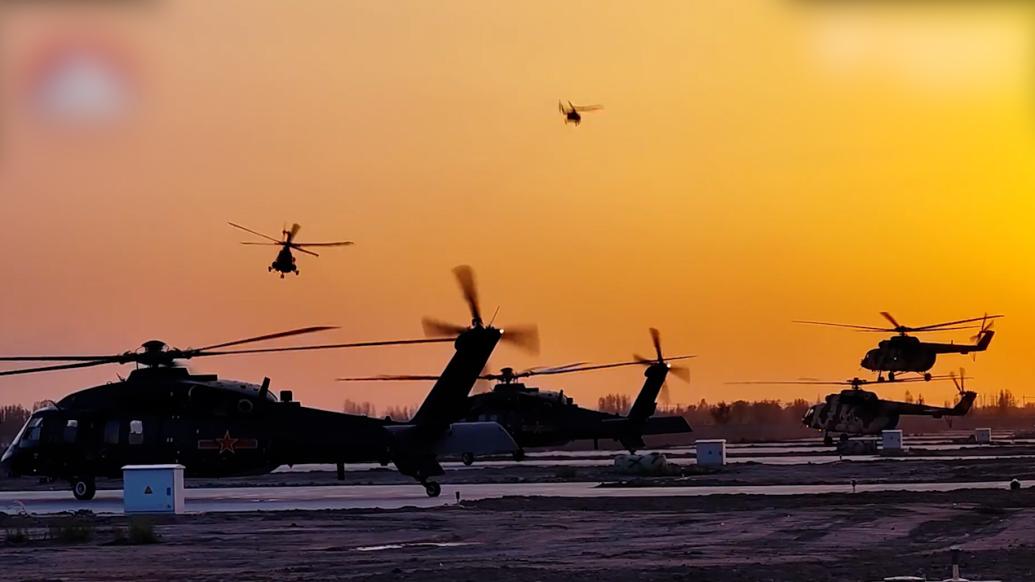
[197, 430, 258, 454]
[216, 430, 239, 454]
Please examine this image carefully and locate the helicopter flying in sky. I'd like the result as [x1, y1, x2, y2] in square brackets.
[794, 312, 1001, 382]
[0, 266, 535, 499]
[228, 221, 354, 277]
[341, 328, 693, 461]
[558, 100, 603, 126]
[732, 372, 976, 445]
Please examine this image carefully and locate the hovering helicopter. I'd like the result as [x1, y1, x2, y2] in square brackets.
[0, 267, 535, 499]
[732, 372, 976, 445]
[558, 100, 602, 126]
[795, 312, 1001, 382]
[342, 328, 693, 462]
[228, 221, 353, 277]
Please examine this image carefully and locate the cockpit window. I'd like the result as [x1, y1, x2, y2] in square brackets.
[18, 417, 44, 448]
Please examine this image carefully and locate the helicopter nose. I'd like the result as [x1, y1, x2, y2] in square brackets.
[0, 448, 15, 478]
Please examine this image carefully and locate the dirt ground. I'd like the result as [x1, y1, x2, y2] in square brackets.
[3, 488, 1035, 581]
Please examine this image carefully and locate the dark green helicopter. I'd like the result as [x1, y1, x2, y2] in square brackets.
[794, 312, 1001, 382]
[341, 328, 693, 462]
[0, 266, 535, 499]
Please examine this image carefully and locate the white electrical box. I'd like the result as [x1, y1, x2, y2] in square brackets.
[975, 428, 992, 444]
[696, 439, 727, 466]
[882, 430, 903, 451]
[122, 464, 185, 514]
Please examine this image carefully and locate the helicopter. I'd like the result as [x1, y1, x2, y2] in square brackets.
[559, 100, 603, 126]
[341, 328, 693, 462]
[228, 221, 353, 277]
[732, 372, 976, 445]
[0, 267, 536, 499]
[794, 312, 1001, 382]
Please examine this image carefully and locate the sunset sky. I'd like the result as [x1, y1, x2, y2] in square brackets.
[1, 1, 1033, 413]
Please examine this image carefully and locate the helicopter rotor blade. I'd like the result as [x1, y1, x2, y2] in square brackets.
[727, 375, 956, 386]
[0, 353, 121, 362]
[336, 374, 443, 382]
[0, 360, 116, 377]
[669, 365, 691, 383]
[288, 244, 319, 257]
[500, 325, 540, 354]
[649, 327, 663, 362]
[239, 242, 283, 246]
[199, 337, 453, 357]
[573, 104, 603, 112]
[292, 242, 355, 247]
[521, 362, 590, 376]
[659, 382, 671, 406]
[912, 314, 1003, 332]
[880, 312, 903, 330]
[421, 318, 468, 338]
[228, 221, 282, 244]
[195, 326, 339, 352]
[453, 265, 482, 325]
[792, 320, 892, 332]
[287, 223, 301, 244]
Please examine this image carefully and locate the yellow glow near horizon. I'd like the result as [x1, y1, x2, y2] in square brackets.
[0, 1, 1033, 413]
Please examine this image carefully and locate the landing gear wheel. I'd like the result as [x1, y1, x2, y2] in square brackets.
[888, 372, 896, 382]
[280, 273, 285, 279]
[424, 481, 441, 498]
[513, 448, 525, 461]
[461, 452, 474, 466]
[923, 372, 932, 381]
[295, 270, 300, 276]
[268, 266, 273, 272]
[824, 434, 833, 446]
[71, 476, 96, 501]
[839, 433, 849, 444]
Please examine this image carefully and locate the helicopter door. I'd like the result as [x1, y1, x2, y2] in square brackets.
[159, 416, 192, 465]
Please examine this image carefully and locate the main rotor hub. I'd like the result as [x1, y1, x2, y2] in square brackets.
[140, 340, 168, 354]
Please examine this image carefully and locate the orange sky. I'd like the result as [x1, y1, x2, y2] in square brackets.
[1, 1, 1033, 413]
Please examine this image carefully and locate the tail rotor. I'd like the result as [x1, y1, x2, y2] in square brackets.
[969, 314, 996, 361]
[637, 327, 692, 406]
[420, 265, 540, 354]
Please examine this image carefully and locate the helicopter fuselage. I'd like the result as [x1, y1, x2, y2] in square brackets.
[461, 380, 690, 452]
[270, 246, 298, 275]
[803, 387, 977, 439]
[0, 366, 517, 499]
[1, 369, 396, 482]
[803, 390, 900, 436]
[860, 332, 992, 377]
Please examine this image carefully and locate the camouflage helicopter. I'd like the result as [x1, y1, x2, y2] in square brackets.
[342, 328, 693, 462]
[733, 371, 976, 445]
[0, 266, 536, 499]
[229, 221, 353, 277]
[794, 312, 1001, 382]
[558, 100, 603, 126]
